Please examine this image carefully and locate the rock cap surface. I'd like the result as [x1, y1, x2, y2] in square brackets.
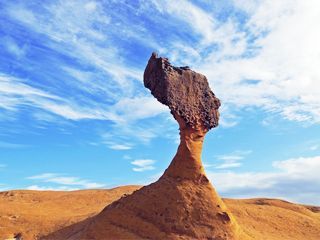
[144, 52, 221, 130]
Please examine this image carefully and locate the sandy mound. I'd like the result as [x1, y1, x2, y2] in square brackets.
[44, 176, 244, 239]
[0, 186, 139, 240]
[226, 198, 320, 239]
[0, 188, 319, 240]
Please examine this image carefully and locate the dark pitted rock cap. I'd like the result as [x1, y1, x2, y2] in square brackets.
[144, 52, 221, 130]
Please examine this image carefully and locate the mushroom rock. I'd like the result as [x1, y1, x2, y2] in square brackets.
[44, 53, 249, 240]
[144, 52, 221, 181]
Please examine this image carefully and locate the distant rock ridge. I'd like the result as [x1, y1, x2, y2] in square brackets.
[43, 53, 249, 240]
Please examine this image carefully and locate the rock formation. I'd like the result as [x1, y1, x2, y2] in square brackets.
[144, 52, 221, 182]
[144, 52, 220, 130]
[43, 53, 249, 239]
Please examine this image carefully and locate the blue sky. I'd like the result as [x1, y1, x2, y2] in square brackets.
[0, 0, 320, 205]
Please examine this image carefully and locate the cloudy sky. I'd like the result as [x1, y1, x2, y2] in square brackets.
[0, 0, 319, 205]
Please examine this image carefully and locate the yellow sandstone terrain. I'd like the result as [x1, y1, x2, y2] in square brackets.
[0, 188, 319, 240]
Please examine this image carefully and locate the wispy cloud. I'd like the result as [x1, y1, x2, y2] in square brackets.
[218, 106, 239, 128]
[1, 0, 170, 146]
[1, 0, 318, 153]
[26, 185, 78, 191]
[0, 74, 119, 121]
[1, 0, 162, 134]
[27, 173, 105, 189]
[0, 141, 28, 149]
[199, 0, 320, 124]
[131, 159, 156, 172]
[208, 155, 320, 205]
[147, 0, 320, 125]
[100, 108, 173, 151]
[310, 145, 319, 151]
[4, 0, 141, 92]
[2, 36, 27, 58]
[215, 150, 252, 169]
[1, 0, 319, 132]
[108, 143, 132, 150]
[151, 0, 217, 44]
[216, 162, 242, 169]
[113, 97, 168, 123]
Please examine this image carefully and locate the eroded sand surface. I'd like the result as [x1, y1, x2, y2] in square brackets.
[0, 186, 139, 240]
[0, 187, 319, 240]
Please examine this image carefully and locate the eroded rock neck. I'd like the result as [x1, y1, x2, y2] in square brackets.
[162, 114, 208, 181]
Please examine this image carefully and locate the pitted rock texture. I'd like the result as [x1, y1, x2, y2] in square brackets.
[144, 52, 221, 130]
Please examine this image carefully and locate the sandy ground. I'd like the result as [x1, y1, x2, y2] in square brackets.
[0, 186, 139, 240]
[0, 186, 319, 240]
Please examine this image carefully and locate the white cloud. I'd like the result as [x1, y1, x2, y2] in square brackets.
[108, 143, 132, 150]
[218, 155, 244, 161]
[5, 0, 142, 93]
[232, 0, 260, 14]
[215, 162, 242, 169]
[35, 99, 116, 121]
[1, 73, 168, 126]
[27, 173, 105, 189]
[1, 0, 319, 128]
[150, 0, 320, 125]
[100, 110, 173, 150]
[200, 0, 320, 124]
[131, 159, 156, 172]
[208, 155, 320, 205]
[219, 118, 238, 128]
[100, 131, 136, 151]
[272, 156, 320, 175]
[0, 74, 120, 121]
[0, 141, 28, 149]
[214, 150, 252, 169]
[1, 1, 167, 139]
[28, 173, 56, 180]
[151, 0, 217, 44]
[113, 97, 168, 123]
[61, 66, 121, 100]
[0, 74, 58, 104]
[310, 145, 319, 151]
[218, 106, 239, 128]
[26, 185, 78, 191]
[2, 36, 27, 58]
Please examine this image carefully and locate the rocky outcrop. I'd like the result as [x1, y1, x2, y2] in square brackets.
[43, 53, 249, 240]
[144, 53, 220, 181]
[144, 52, 220, 130]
